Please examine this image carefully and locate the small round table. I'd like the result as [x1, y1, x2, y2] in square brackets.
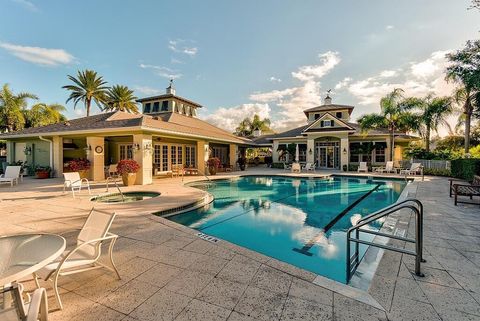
[0, 234, 66, 286]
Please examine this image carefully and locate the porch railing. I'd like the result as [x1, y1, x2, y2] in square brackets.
[399, 159, 450, 170]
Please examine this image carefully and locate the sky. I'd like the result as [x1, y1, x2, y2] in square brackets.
[0, 0, 479, 135]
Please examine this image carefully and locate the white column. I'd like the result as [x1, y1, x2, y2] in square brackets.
[86, 137, 105, 181]
[272, 140, 279, 163]
[340, 137, 349, 171]
[133, 134, 153, 185]
[52, 136, 63, 178]
[6, 141, 14, 164]
[307, 138, 315, 164]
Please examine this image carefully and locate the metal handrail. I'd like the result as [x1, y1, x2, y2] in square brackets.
[105, 176, 125, 201]
[346, 198, 424, 283]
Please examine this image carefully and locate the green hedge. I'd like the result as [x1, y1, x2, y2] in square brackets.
[451, 158, 480, 180]
[272, 162, 287, 169]
[423, 168, 451, 177]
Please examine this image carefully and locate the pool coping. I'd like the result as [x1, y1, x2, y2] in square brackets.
[147, 172, 421, 311]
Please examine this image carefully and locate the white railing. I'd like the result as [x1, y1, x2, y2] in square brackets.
[400, 159, 450, 170]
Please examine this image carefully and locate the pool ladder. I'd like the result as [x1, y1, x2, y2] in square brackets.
[105, 176, 125, 202]
[346, 198, 425, 283]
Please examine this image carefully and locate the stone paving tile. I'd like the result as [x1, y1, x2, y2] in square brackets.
[66, 303, 126, 321]
[98, 279, 160, 315]
[438, 310, 480, 321]
[174, 298, 231, 321]
[392, 277, 429, 303]
[333, 293, 387, 321]
[367, 274, 395, 311]
[387, 295, 441, 321]
[187, 253, 229, 275]
[129, 288, 192, 321]
[265, 258, 317, 282]
[116, 256, 158, 281]
[135, 262, 183, 287]
[227, 311, 259, 321]
[449, 271, 480, 302]
[183, 238, 216, 254]
[406, 265, 463, 288]
[249, 265, 292, 296]
[165, 270, 216, 297]
[280, 296, 333, 321]
[217, 255, 261, 284]
[207, 245, 236, 260]
[234, 286, 287, 321]
[73, 272, 128, 301]
[160, 234, 195, 249]
[288, 277, 333, 306]
[196, 277, 248, 309]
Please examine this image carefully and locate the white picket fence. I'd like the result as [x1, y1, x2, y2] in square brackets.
[400, 159, 451, 170]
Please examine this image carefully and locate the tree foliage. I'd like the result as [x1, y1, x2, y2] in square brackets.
[24, 103, 67, 128]
[0, 84, 38, 132]
[234, 114, 272, 137]
[103, 85, 139, 114]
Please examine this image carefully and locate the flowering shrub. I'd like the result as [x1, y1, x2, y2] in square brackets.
[207, 157, 221, 168]
[117, 159, 140, 175]
[67, 159, 90, 171]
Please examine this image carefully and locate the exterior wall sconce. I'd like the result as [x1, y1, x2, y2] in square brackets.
[84, 145, 92, 156]
[144, 142, 152, 151]
[132, 143, 141, 152]
[308, 148, 312, 155]
[343, 148, 347, 154]
[23, 146, 32, 155]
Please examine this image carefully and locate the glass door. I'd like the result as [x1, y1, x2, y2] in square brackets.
[317, 147, 327, 167]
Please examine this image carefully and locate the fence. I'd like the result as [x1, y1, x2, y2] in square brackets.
[399, 159, 451, 170]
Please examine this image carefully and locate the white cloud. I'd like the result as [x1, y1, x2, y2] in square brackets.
[0, 42, 74, 66]
[134, 86, 163, 96]
[200, 103, 271, 132]
[11, 0, 38, 12]
[335, 77, 352, 90]
[386, 25, 394, 30]
[348, 50, 454, 106]
[249, 51, 340, 131]
[269, 76, 282, 82]
[139, 63, 182, 79]
[168, 39, 198, 57]
[170, 58, 184, 64]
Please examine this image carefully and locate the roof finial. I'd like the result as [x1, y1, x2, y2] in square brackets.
[324, 89, 332, 105]
[166, 79, 176, 95]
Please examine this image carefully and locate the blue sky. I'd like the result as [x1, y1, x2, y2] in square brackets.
[0, 0, 478, 133]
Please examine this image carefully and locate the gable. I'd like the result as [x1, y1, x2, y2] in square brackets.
[303, 112, 355, 133]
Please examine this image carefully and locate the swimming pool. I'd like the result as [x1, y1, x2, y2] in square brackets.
[168, 175, 407, 283]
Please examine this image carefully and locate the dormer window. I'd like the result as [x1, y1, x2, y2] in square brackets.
[314, 114, 320, 120]
[144, 103, 151, 113]
[336, 112, 342, 118]
[161, 100, 169, 111]
[153, 101, 160, 113]
[320, 120, 334, 127]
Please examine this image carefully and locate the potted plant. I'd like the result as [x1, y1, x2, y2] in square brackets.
[237, 157, 247, 171]
[207, 157, 221, 175]
[117, 159, 140, 186]
[342, 164, 348, 172]
[35, 166, 51, 179]
[67, 159, 91, 179]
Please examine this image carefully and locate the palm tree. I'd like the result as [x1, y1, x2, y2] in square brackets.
[63, 69, 109, 117]
[403, 95, 453, 151]
[103, 85, 139, 113]
[234, 114, 272, 137]
[24, 103, 67, 128]
[358, 88, 418, 160]
[451, 87, 480, 152]
[0, 84, 38, 132]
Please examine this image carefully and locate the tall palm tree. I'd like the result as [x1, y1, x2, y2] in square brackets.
[358, 88, 418, 160]
[451, 87, 480, 152]
[234, 114, 272, 137]
[63, 69, 109, 117]
[103, 85, 139, 113]
[251, 114, 272, 132]
[0, 84, 38, 132]
[24, 103, 67, 128]
[403, 95, 453, 151]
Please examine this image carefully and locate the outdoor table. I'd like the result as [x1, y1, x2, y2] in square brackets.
[0, 233, 66, 287]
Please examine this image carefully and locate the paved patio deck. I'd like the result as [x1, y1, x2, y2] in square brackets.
[0, 168, 479, 321]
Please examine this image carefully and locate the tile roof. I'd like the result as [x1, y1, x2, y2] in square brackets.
[303, 104, 354, 115]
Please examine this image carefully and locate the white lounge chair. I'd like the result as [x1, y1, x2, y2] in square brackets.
[303, 163, 316, 172]
[33, 208, 120, 310]
[0, 166, 21, 187]
[375, 161, 395, 174]
[400, 163, 423, 176]
[0, 283, 49, 321]
[63, 172, 90, 197]
[357, 162, 368, 173]
[107, 164, 118, 178]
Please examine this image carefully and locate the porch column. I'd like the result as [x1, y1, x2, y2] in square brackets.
[229, 144, 237, 168]
[133, 134, 152, 185]
[52, 136, 63, 178]
[306, 138, 315, 164]
[86, 137, 105, 181]
[386, 139, 392, 162]
[6, 141, 14, 164]
[197, 140, 209, 174]
[272, 141, 279, 162]
[340, 137, 349, 170]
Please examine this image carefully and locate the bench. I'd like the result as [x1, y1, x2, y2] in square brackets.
[450, 175, 480, 206]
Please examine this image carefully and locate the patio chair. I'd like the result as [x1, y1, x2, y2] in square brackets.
[107, 164, 118, 178]
[171, 164, 184, 178]
[399, 163, 423, 176]
[303, 163, 316, 172]
[0, 166, 21, 187]
[450, 175, 480, 206]
[33, 208, 120, 310]
[374, 161, 395, 174]
[283, 163, 291, 171]
[63, 172, 90, 197]
[357, 162, 368, 173]
[0, 283, 49, 321]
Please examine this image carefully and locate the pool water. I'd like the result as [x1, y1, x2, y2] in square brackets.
[169, 175, 407, 283]
[92, 191, 160, 203]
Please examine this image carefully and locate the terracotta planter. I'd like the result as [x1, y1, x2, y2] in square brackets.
[209, 167, 217, 175]
[122, 173, 136, 186]
[78, 169, 90, 179]
[36, 171, 50, 179]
